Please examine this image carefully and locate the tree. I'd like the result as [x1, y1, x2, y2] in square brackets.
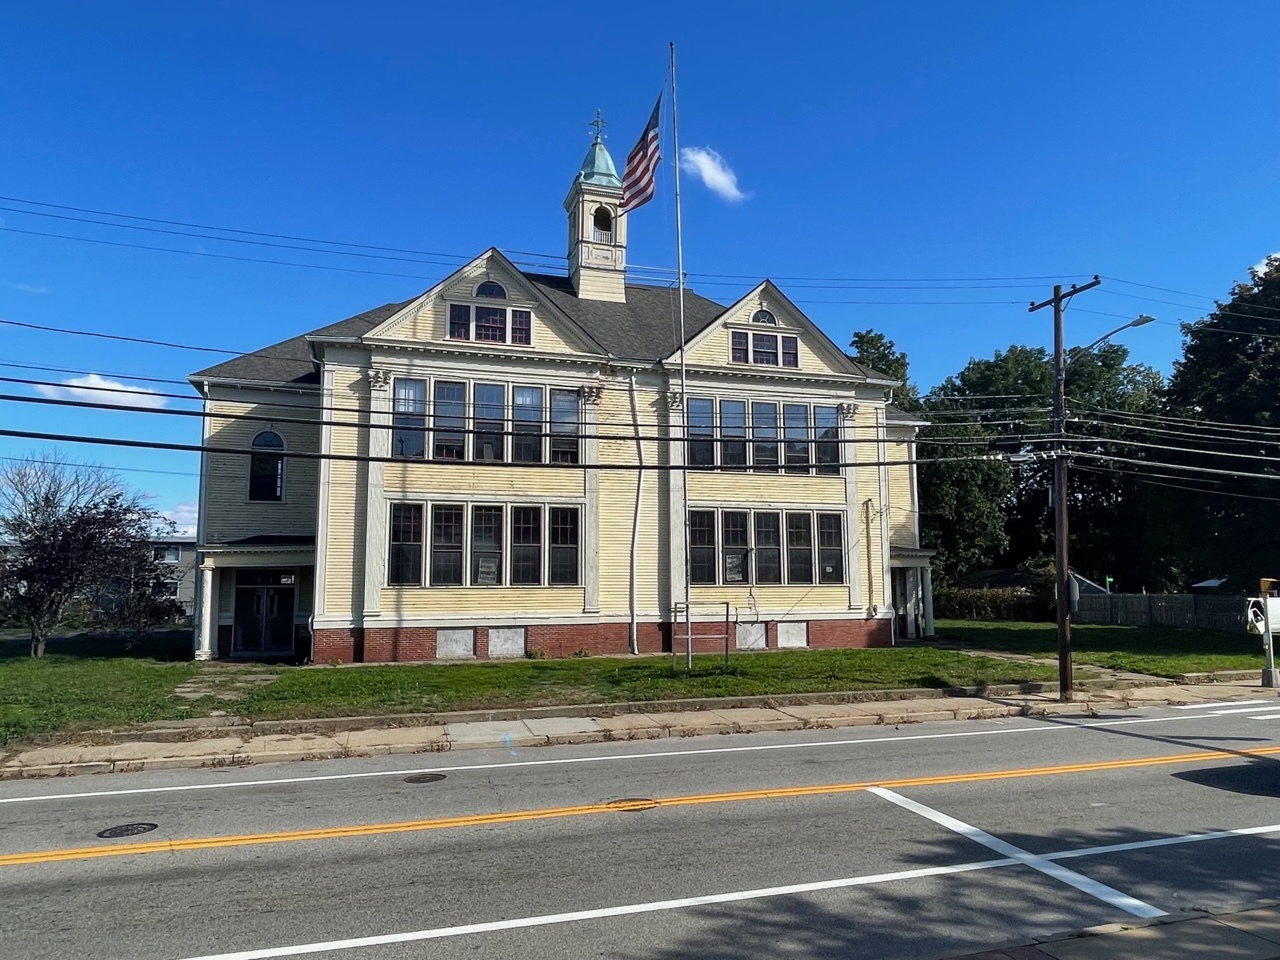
[0, 456, 180, 657]
[848, 329, 921, 410]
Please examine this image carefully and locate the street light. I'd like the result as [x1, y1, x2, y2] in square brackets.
[1081, 314, 1156, 352]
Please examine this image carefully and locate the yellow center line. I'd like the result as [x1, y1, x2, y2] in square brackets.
[6, 744, 1279, 868]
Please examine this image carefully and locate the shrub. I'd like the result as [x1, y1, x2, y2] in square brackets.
[934, 587, 1051, 622]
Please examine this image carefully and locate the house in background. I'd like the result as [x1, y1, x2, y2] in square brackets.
[188, 129, 935, 662]
[151, 534, 198, 618]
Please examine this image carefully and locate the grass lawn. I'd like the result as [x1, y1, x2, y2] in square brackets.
[0, 630, 1058, 744]
[937, 619, 1265, 677]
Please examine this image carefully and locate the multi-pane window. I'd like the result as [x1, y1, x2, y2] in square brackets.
[549, 508, 580, 585]
[449, 304, 471, 340]
[471, 506, 503, 585]
[474, 383, 505, 462]
[722, 511, 749, 583]
[511, 310, 532, 345]
[814, 405, 841, 475]
[730, 329, 798, 367]
[511, 506, 542, 585]
[754, 513, 783, 584]
[752, 333, 779, 366]
[784, 403, 810, 473]
[786, 513, 814, 584]
[550, 389, 580, 464]
[730, 331, 749, 363]
[687, 398, 715, 467]
[818, 514, 845, 584]
[720, 400, 748, 469]
[388, 504, 423, 585]
[782, 336, 799, 368]
[752, 402, 779, 472]
[689, 511, 717, 585]
[248, 431, 285, 502]
[476, 281, 506, 299]
[445, 287, 533, 346]
[433, 382, 466, 460]
[474, 306, 506, 342]
[513, 386, 543, 463]
[430, 505, 465, 586]
[392, 378, 426, 459]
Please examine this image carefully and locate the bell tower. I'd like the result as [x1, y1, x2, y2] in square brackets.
[564, 112, 628, 303]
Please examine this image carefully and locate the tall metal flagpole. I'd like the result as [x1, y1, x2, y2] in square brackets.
[670, 40, 692, 672]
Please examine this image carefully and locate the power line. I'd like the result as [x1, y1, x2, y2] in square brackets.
[1071, 462, 1280, 503]
[0, 454, 199, 479]
[1071, 449, 1280, 482]
[1072, 402, 1280, 437]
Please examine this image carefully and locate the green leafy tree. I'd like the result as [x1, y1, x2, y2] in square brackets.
[848, 329, 920, 410]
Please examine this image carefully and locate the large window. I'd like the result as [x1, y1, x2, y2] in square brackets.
[392, 379, 427, 459]
[471, 506, 503, 585]
[783, 403, 810, 473]
[722, 511, 749, 583]
[755, 512, 782, 584]
[687, 398, 715, 467]
[511, 506, 542, 585]
[433, 381, 466, 460]
[445, 288, 534, 347]
[787, 513, 814, 584]
[550, 389, 580, 464]
[689, 511, 717, 585]
[681, 508, 845, 586]
[752, 333, 779, 366]
[474, 383, 505, 462]
[679, 397, 844, 475]
[814, 405, 841, 474]
[818, 514, 845, 584]
[720, 400, 748, 469]
[729, 329, 799, 368]
[752, 402, 779, 472]
[549, 508, 580, 585]
[388, 503, 423, 585]
[248, 431, 285, 502]
[430, 505, 465, 586]
[513, 386, 543, 463]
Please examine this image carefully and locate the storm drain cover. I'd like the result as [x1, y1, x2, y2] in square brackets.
[403, 773, 447, 784]
[97, 822, 158, 839]
[606, 798, 658, 812]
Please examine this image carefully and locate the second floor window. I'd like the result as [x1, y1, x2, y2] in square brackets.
[248, 431, 285, 502]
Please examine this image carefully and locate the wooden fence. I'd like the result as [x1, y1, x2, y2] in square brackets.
[1074, 594, 1244, 632]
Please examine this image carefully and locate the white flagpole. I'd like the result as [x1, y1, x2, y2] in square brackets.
[670, 40, 692, 672]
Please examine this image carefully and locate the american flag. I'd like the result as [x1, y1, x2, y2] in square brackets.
[620, 95, 662, 214]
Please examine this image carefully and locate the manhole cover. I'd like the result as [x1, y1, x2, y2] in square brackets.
[403, 773, 447, 784]
[96, 822, 158, 839]
[606, 798, 658, 812]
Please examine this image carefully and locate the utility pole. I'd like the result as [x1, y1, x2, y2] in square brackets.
[1029, 276, 1101, 702]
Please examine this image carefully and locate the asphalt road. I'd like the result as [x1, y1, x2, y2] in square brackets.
[5, 698, 1280, 960]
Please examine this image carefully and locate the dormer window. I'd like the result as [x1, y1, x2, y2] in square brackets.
[730, 330, 800, 368]
[475, 281, 507, 299]
[448, 302, 533, 346]
[752, 309, 777, 325]
[592, 206, 613, 243]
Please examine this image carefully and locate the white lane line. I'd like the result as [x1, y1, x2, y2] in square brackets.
[1209, 706, 1279, 715]
[1173, 700, 1269, 710]
[1046, 823, 1280, 861]
[172, 857, 1017, 960]
[0, 707, 1267, 806]
[866, 787, 1166, 918]
[1249, 713, 1280, 721]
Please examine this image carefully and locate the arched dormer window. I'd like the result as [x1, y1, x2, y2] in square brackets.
[249, 430, 285, 502]
[592, 205, 613, 243]
[752, 309, 778, 325]
[475, 281, 507, 299]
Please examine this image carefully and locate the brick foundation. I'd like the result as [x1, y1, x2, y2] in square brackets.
[310, 617, 891, 664]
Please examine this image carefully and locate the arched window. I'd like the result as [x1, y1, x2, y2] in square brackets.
[752, 309, 778, 325]
[249, 431, 284, 502]
[592, 206, 613, 243]
[475, 281, 507, 299]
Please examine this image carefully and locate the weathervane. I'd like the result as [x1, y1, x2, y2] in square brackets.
[589, 109, 606, 142]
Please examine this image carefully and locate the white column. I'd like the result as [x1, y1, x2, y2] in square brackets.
[196, 564, 216, 660]
[363, 370, 391, 617]
[582, 384, 601, 614]
[840, 402, 860, 610]
[666, 390, 687, 619]
[922, 566, 936, 637]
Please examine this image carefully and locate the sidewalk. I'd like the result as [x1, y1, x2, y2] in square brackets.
[2, 679, 1275, 780]
[941, 899, 1280, 960]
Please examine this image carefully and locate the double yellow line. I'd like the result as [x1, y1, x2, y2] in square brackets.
[6, 745, 1279, 868]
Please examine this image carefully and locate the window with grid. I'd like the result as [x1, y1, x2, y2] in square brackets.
[474, 306, 506, 342]
[752, 402, 779, 472]
[433, 381, 466, 460]
[752, 333, 779, 365]
[388, 503, 424, 586]
[476, 281, 506, 299]
[720, 399, 747, 469]
[754, 512, 783, 583]
[818, 513, 845, 584]
[473, 383, 505, 462]
[513, 386, 543, 463]
[730, 330, 749, 363]
[689, 510, 717, 584]
[784, 403, 811, 473]
[687, 397, 715, 467]
[511, 506, 542, 585]
[392, 378, 427, 459]
[781, 336, 799, 368]
[471, 506, 503, 586]
[722, 511, 750, 583]
[430, 505, 464, 586]
[550, 389, 580, 464]
[786, 512, 814, 584]
[814, 405, 841, 475]
[511, 309, 532, 345]
[448, 304, 471, 340]
[549, 507, 580, 585]
[248, 431, 285, 502]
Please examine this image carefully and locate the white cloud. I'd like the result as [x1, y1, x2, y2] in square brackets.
[1, 280, 50, 294]
[161, 502, 198, 537]
[679, 147, 749, 203]
[1252, 252, 1280, 277]
[35, 373, 168, 410]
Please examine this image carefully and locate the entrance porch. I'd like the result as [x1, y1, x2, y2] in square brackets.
[194, 538, 315, 662]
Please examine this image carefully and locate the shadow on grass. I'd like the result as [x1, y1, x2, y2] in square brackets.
[0, 629, 193, 663]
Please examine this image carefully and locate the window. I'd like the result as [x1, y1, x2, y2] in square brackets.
[782, 336, 799, 368]
[449, 304, 471, 340]
[752, 402, 778, 472]
[474, 306, 506, 342]
[471, 506, 503, 586]
[549, 507, 580, 585]
[818, 514, 844, 584]
[730, 331, 749, 364]
[392, 379, 426, 459]
[430, 505, 464, 586]
[550, 389, 580, 464]
[513, 386, 544, 463]
[474, 383, 505, 462]
[752, 333, 779, 366]
[592, 206, 613, 243]
[433, 381, 465, 460]
[153, 580, 180, 598]
[723, 511, 749, 583]
[786, 513, 814, 584]
[687, 398, 715, 467]
[754, 512, 783, 584]
[153, 545, 181, 563]
[511, 309, 531, 345]
[752, 309, 777, 325]
[388, 504, 424, 586]
[475, 281, 507, 299]
[248, 431, 284, 502]
[511, 506, 542, 585]
[720, 400, 747, 469]
[784, 403, 810, 474]
[689, 510, 717, 584]
[814, 405, 840, 475]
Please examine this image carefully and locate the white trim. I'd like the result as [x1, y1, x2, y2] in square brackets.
[844, 404, 861, 611]
[877, 405, 892, 611]
[310, 608, 869, 630]
[582, 396, 600, 613]
[363, 376, 391, 616]
[315, 366, 334, 621]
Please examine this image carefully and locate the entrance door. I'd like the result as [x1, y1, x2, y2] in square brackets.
[233, 571, 296, 656]
[891, 568, 909, 640]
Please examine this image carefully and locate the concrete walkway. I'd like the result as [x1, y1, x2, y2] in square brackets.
[942, 900, 1280, 960]
[2, 680, 1276, 780]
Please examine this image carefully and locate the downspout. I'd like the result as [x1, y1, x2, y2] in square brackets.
[863, 497, 880, 636]
[628, 374, 644, 655]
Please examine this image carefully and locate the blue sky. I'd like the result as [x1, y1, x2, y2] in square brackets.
[1, 1, 1276, 529]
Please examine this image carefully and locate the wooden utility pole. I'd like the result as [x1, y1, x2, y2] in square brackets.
[1029, 276, 1101, 702]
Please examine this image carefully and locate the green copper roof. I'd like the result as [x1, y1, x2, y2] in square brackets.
[576, 138, 621, 187]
